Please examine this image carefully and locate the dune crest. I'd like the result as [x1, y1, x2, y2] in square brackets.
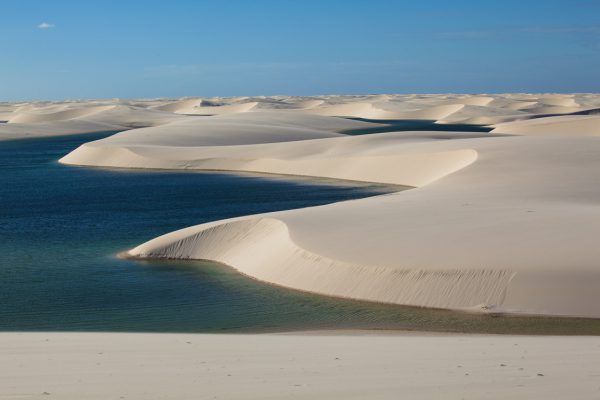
[492, 115, 600, 136]
[128, 217, 514, 312]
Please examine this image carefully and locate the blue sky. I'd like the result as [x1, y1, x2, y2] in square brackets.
[1, 0, 599, 100]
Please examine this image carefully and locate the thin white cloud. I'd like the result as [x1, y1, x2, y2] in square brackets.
[37, 22, 55, 29]
[143, 61, 409, 78]
[438, 30, 495, 39]
[521, 26, 600, 34]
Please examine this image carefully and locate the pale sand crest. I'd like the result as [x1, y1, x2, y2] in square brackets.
[0, 102, 185, 140]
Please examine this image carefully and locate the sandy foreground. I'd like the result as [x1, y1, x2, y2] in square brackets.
[2, 331, 600, 400]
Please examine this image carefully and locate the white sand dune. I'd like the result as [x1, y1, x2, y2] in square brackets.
[307, 101, 465, 120]
[86, 104, 184, 128]
[0, 120, 125, 140]
[76, 112, 384, 148]
[6, 93, 596, 138]
[186, 101, 259, 115]
[7, 103, 183, 127]
[4, 94, 600, 318]
[58, 94, 600, 318]
[8, 104, 116, 124]
[0, 103, 19, 120]
[302, 101, 389, 118]
[153, 97, 270, 115]
[291, 98, 325, 109]
[536, 95, 579, 107]
[520, 105, 584, 115]
[452, 95, 495, 106]
[0, 103, 185, 140]
[502, 100, 540, 110]
[437, 104, 527, 125]
[393, 103, 466, 120]
[62, 129, 478, 186]
[152, 97, 201, 113]
[2, 332, 600, 400]
[492, 115, 600, 136]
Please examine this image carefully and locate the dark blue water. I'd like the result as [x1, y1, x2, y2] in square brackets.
[342, 119, 492, 135]
[1, 132, 598, 334]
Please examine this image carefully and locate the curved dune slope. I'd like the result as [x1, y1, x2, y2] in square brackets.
[152, 98, 201, 113]
[64, 112, 386, 148]
[492, 115, 600, 136]
[0, 103, 185, 140]
[59, 101, 600, 318]
[8, 105, 115, 123]
[306, 102, 465, 121]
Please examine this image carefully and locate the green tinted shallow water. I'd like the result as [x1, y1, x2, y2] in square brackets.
[1, 132, 599, 335]
[119, 259, 600, 335]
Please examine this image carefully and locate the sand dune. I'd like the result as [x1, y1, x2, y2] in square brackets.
[437, 104, 527, 125]
[110, 133, 600, 317]
[293, 99, 325, 109]
[502, 100, 540, 110]
[492, 115, 600, 136]
[307, 101, 465, 121]
[8, 104, 116, 124]
[62, 130, 478, 186]
[454, 95, 495, 106]
[0, 102, 185, 140]
[152, 97, 264, 115]
[58, 94, 600, 318]
[76, 112, 383, 148]
[521, 105, 584, 115]
[186, 101, 259, 115]
[7, 103, 182, 127]
[3, 94, 599, 318]
[394, 103, 465, 120]
[0, 119, 125, 140]
[6, 93, 599, 141]
[152, 97, 201, 113]
[536, 95, 579, 107]
[303, 101, 392, 119]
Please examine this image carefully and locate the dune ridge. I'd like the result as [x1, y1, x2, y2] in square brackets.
[492, 114, 600, 136]
[0, 102, 185, 140]
[128, 217, 515, 311]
